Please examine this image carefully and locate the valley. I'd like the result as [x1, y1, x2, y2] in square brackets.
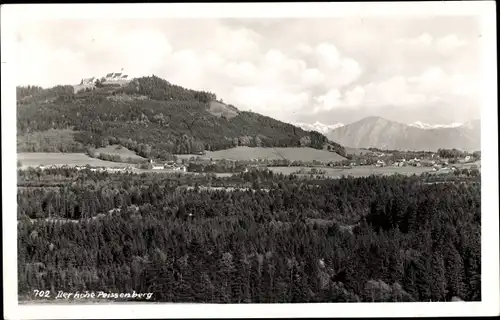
[15, 75, 482, 304]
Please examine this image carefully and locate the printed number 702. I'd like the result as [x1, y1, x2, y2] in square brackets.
[33, 290, 51, 298]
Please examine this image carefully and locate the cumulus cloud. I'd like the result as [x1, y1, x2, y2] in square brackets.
[301, 68, 325, 87]
[436, 34, 467, 55]
[315, 66, 475, 111]
[313, 43, 362, 88]
[230, 86, 310, 120]
[313, 89, 342, 112]
[8, 17, 479, 124]
[395, 33, 433, 46]
[295, 43, 313, 56]
[212, 26, 261, 60]
[224, 61, 258, 84]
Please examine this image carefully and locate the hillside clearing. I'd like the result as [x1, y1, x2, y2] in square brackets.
[344, 147, 375, 156]
[203, 146, 346, 162]
[94, 145, 145, 160]
[17, 153, 130, 168]
[208, 101, 239, 119]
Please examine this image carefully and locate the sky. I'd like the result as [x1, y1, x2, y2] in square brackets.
[5, 9, 485, 125]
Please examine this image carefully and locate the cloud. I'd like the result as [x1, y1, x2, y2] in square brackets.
[344, 86, 365, 106]
[9, 17, 479, 124]
[212, 26, 261, 60]
[296, 43, 313, 55]
[316, 66, 475, 110]
[436, 34, 467, 55]
[313, 89, 342, 112]
[395, 33, 433, 46]
[223, 61, 258, 84]
[313, 43, 362, 88]
[301, 68, 325, 87]
[315, 43, 341, 69]
[230, 86, 310, 120]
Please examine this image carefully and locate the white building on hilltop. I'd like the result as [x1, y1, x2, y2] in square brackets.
[81, 77, 97, 85]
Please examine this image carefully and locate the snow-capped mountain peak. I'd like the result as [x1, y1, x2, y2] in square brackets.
[409, 121, 463, 129]
[293, 121, 344, 134]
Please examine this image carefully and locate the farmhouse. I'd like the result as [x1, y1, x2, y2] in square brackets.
[375, 160, 386, 167]
[172, 165, 187, 173]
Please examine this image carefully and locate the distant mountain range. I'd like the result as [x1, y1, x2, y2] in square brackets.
[409, 121, 464, 130]
[324, 116, 480, 152]
[293, 121, 345, 134]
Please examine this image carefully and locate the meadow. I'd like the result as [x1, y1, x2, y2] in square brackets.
[203, 146, 346, 162]
[94, 145, 146, 160]
[17, 153, 130, 168]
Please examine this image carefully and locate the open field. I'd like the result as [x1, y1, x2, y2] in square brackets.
[208, 101, 239, 119]
[174, 154, 203, 160]
[344, 147, 375, 156]
[94, 145, 145, 160]
[267, 165, 433, 178]
[17, 153, 130, 168]
[203, 146, 346, 162]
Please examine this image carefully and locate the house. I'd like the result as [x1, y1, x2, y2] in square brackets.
[81, 77, 97, 85]
[375, 160, 386, 167]
[464, 155, 472, 162]
[152, 165, 164, 170]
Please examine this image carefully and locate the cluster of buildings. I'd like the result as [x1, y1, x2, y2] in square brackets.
[80, 71, 130, 85]
[149, 159, 187, 172]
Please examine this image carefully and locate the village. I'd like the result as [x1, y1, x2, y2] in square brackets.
[31, 148, 480, 177]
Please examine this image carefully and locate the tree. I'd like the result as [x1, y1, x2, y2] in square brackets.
[430, 251, 447, 301]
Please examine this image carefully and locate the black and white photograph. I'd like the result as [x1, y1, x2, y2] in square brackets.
[2, 2, 498, 319]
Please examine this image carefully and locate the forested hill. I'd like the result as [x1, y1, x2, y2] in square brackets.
[16, 76, 346, 160]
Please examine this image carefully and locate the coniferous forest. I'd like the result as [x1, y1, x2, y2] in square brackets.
[18, 168, 481, 303]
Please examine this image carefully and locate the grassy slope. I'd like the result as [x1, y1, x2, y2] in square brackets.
[94, 145, 145, 160]
[17, 153, 131, 168]
[204, 146, 346, 162]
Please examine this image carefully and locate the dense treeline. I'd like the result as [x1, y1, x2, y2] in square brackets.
[437, 148, 479, 159]
[18, 169, 480, 302]
[118, 75, 217, 103]
[17, 129, 86, 153]
[16, 77, 345, 157]
[17, 85, 75, 104]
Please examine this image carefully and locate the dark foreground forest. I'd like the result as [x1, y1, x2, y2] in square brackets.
[18, 168, 481, 303]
